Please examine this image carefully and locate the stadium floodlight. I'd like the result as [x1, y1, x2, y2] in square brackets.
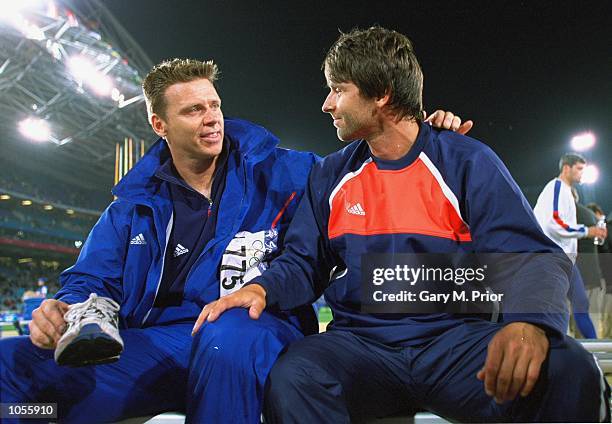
[43, 204, 54, 210]
[21, 200, 33, 206]
[581, 164, 599, 185]
[18, 117, 51, 142]
[0, 194, 10, 200]
[1, 0, 153, 183]
[0, 0, 46, 21]
[0, 0, 48, 40]
[570, 132, 596, 151]
[67, 55, 114, 96]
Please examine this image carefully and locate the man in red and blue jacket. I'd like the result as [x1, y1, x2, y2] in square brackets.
[202, 28, 610, 422]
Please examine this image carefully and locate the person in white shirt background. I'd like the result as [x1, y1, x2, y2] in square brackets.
[533, 152, 608, 338]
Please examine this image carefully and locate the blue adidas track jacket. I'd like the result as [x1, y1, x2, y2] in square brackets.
[256, 123, 572, 346]
[55, 118, 319, 329]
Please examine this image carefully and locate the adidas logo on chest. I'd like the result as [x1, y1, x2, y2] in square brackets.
[173, 243, 189, 257]
[130, 233, 147, 245]
[346, 202, 366, 216]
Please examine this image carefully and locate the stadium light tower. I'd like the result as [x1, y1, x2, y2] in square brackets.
[570, 132, 596, 151]
[581, 164, 599, 185]
[0, 0, 154, 184]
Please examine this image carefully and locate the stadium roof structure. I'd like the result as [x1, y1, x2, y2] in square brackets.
[0, 0, 154, 191]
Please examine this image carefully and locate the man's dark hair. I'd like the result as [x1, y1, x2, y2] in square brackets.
[323, 26, 423, 121]
[558, 152, 586, 172]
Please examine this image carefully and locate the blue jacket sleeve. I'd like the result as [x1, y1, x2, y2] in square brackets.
[464, 147, 571, 336]
[253, 164, 334, 310]
[55, 200, 131, 305]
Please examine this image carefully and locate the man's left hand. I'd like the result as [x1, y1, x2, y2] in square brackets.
[477, 322, 549, 404]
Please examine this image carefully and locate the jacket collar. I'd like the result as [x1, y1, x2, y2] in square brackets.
[112, 117, 280, 204]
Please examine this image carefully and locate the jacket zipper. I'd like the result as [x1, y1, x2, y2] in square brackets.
[181, 159, 249, 294]
[141, 212, 174, 325]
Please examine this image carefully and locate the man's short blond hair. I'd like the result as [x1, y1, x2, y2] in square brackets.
[142, 58, 219, 120]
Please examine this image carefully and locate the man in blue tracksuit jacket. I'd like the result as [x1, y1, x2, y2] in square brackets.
[0, 59, 319, 423]
[201, 28, 611, 422]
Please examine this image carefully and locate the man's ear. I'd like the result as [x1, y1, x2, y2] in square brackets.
[151, 114, 167, 139]
[375, 92, 391, 108]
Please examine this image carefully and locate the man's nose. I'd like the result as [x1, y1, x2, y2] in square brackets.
[322, 91, 335, 113]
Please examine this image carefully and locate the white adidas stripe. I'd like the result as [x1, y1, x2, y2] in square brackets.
[418, 152, 469, 228]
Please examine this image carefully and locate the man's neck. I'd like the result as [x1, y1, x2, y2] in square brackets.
[173, 155, 218, 199]
[558, 173, 573, 187]
[366, 119, 420, 161]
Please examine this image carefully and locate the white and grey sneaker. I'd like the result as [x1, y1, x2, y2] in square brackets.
[54, 293, 124, 367]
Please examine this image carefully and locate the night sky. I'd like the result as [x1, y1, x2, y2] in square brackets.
[103, 0, 612, 209]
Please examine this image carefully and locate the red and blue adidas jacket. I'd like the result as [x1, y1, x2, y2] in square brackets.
[256, 123, 571, 346]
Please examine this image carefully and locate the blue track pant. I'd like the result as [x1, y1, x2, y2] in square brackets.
[0, 309, 302, 423]
[264, 321, 610, 423]
[569, 265, 598, 338]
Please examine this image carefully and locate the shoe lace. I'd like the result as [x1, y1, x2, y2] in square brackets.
[64, 293, 120, 325]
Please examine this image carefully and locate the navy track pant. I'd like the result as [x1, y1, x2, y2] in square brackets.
[264, 321, 610, 423]
[0, 309, 302, 423]
[569, 265, 598, 338]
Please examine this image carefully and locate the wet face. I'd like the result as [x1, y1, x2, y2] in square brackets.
[321, 70, 379, 142]
[151, 78, 224, 163]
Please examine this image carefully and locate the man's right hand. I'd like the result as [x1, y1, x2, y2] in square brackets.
[192, 284, 267, 336]
[29, 299, 69, 349]
[587, 225, 607, 240]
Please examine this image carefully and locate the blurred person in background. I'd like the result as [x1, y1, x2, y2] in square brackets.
[586, 203, 612, 338]
[574, 192, 605, 337]
[35, 277, 48, 298]
[533, 153, 607, 339]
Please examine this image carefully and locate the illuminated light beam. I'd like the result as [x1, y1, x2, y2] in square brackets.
[570, 132, 596, 151]
[18, 117, 50, 142]
[67, 55, 115, 97]
[0, 0, 47, 22]
[581, 164, 599, 185]
[6, 14, 47, 40]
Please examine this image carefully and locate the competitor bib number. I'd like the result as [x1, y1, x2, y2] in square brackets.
[220, 228, 278, 297]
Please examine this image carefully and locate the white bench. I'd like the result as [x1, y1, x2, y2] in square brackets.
[119, 411, 451, 424]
